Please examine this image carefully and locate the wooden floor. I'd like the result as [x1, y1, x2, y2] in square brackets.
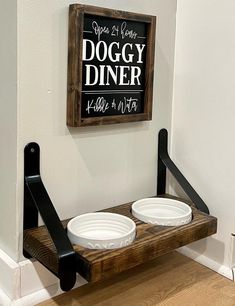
[38, 252, 235, 306]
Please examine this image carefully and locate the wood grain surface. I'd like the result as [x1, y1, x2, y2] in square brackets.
[23, 195, 217, 283]
[38, 251, 235, 306]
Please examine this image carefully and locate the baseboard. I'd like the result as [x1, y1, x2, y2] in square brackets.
[1, 245, 233, 304]
[0, 283, 63, 306]
[19, 259, 58, 297]
[0, 249, 20, 300]
[19, 259, 87, 300]
[0, 288, 11, 306]
[0, 247, 87, 303]
[11, 275, 87, 306]
[178, 246, 234, 281]
[0, 248, 59, 300]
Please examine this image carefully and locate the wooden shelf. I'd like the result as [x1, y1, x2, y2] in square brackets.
[23, 195, 217, 283]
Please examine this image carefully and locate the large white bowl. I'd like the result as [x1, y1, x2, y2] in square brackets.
[132, 197, 192, 226]
[67, 212, 136, 249]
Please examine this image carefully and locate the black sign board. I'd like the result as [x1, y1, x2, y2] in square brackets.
[67, 4, 156, 127]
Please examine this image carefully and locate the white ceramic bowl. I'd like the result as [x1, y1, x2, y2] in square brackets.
[132, 197, 192, 226]
[67, 212, 136, 249]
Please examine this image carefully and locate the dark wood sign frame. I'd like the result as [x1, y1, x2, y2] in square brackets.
[67, 4, 156, 127]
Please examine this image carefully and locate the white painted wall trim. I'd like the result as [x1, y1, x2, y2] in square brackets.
[178, 246, 234, 281]
[0, 283, 61, 306]
[1, 245, 234, 305]
[0, 248, 57, 300]
[0, 249, 20, 300]
[12, 284, 62, 306]
[19, 259, 59, 297]
[0, 288, 11, 306]
[12, 277, 87, 306]
[0, 247, 87, 304]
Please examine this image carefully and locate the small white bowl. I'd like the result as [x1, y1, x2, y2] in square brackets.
[132, 197, 192, 226]
[67, 212, 136, 249]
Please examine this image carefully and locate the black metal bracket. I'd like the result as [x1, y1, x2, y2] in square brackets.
[23, 142, 77, 291]
[157, 129, 209, 214]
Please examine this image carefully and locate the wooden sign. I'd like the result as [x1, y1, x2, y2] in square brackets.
[67, 4, 156, 127]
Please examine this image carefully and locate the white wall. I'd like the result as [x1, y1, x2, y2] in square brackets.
[172, 0, 235, 268]
[16, 0, 177, 260]
[0, 0, 18, 261]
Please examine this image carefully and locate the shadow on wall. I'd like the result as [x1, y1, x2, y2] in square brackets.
[185, 237, 226, 267]
[67, 120, 151, 139]
[168, 174, 226, 266]
[20, 259, 87, 298]
[168, 171, 189, 199]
